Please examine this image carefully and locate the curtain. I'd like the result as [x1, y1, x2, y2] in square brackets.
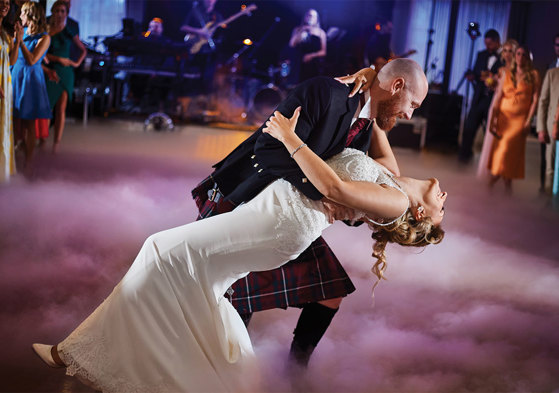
[398, 0, 451, 85]
[398, 0, 510, 95]
[450, 1, 511, 97]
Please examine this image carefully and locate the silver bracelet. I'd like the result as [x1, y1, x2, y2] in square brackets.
[290, 143, 307, 158]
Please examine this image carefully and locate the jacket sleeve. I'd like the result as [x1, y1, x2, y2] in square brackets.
[471, 51, 485, 88]
[537, 70, 551, 132]
[253, 77, 333, 177]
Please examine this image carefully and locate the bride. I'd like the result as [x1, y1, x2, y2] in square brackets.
[32, 108, 446, 392]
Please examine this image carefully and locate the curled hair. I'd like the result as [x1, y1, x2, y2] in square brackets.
[368, 210, 445, 284]
[21, 2, 47, 35]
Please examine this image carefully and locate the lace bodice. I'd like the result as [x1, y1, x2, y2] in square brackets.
[326, 148, 398, 187]
[270, 148, 402, 256]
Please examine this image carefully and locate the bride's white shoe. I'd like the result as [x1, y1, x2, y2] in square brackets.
[32, 343, 65, 368]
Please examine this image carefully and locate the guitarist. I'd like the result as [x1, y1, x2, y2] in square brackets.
[365, 21, 394, 71]
[181, 0, 222, 54]
[364, 20, 417, 71]
[178, 0, 223, 116]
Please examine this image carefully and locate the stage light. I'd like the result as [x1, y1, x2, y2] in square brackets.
[241, 4, 246, 10]
[243, 38, 253, 46]
[466, 22, 480, 40]
[375, 23, 381, 31]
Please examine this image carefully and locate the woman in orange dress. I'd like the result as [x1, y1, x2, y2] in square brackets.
[486, 45, 540, 191]
[477, 39, 518, 180]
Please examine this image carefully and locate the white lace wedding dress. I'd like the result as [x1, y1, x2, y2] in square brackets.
[57, 148, 402, 393]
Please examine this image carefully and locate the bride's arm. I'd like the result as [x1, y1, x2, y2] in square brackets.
[264, 108, 407, 220]
[368, 120, 400, 176]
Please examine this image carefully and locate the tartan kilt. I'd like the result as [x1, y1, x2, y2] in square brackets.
[192, 176, 356, 315]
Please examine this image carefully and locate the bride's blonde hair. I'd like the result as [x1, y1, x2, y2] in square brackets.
[368, 210, 444, 283]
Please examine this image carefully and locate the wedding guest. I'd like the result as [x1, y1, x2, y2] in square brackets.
[11, 1, 50, 172]
[486, 45, 540, 192]
[459, 29, 502, 162]
[43, 0, 85, 153]
[477, 39, 518, 180]
[537, 66, 559, 192]
[0, 0, 21, 183]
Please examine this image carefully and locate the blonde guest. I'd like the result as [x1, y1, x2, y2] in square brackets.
[477, 39, 519, 180]
[486, 45, 540, 192]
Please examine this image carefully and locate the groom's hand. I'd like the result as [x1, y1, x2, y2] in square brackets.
[322, 198, 360, 224]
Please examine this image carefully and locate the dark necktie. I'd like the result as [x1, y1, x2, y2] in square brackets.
[346, 118, 370, 147]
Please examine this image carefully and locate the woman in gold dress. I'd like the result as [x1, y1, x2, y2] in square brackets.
[477, 39, 518, 180]
[486, 45, 540, 191]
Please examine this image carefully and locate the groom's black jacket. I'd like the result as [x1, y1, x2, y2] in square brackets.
[210, 77, 370, 205]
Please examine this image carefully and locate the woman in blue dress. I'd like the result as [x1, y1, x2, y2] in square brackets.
[12, 1, 51, 170]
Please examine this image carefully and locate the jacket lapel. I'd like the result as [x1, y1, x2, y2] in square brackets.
[329, 86, 360, 149]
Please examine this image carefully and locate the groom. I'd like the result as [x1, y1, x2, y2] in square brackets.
[192, 59, 428, 367]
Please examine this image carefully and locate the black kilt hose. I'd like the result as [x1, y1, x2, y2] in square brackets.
[192, 175, 356, 314]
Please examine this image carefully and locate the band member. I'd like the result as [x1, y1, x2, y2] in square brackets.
[143, 17, 164, 39]
[178, 0, 223, 117]
[365, 20, 416, 71]
[286, 8, 327, 85]
[365, 21, 394, 71]
[124, 17, 173, 112]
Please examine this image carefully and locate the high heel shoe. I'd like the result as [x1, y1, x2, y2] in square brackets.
[32, 343, 65, 368]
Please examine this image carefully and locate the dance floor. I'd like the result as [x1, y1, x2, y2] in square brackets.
[1, 119, 558, 392]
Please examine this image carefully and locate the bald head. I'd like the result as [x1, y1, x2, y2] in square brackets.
[370, 59, 429, 129]
[377, 58, 428, 97]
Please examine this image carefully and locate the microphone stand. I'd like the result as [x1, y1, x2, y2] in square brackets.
[246, 17, 281, 79]
[424, 0, 437, 74]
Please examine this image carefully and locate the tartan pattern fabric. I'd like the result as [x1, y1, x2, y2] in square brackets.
[192, 175, 236, 218]
[191, 176, 356, 314]
[346, 118, 370, 147]
[227, 237, 356, 314]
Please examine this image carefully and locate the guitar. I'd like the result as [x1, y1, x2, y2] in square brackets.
[372, 49, 417, 70]
[183, 4, 257, 55]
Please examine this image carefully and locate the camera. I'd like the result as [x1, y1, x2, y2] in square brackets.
[466, 22, 481, 40]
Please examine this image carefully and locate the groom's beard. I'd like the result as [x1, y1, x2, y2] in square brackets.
[375, 96, 399, 131]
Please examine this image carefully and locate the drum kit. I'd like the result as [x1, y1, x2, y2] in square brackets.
[213, 57, 291, 126]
